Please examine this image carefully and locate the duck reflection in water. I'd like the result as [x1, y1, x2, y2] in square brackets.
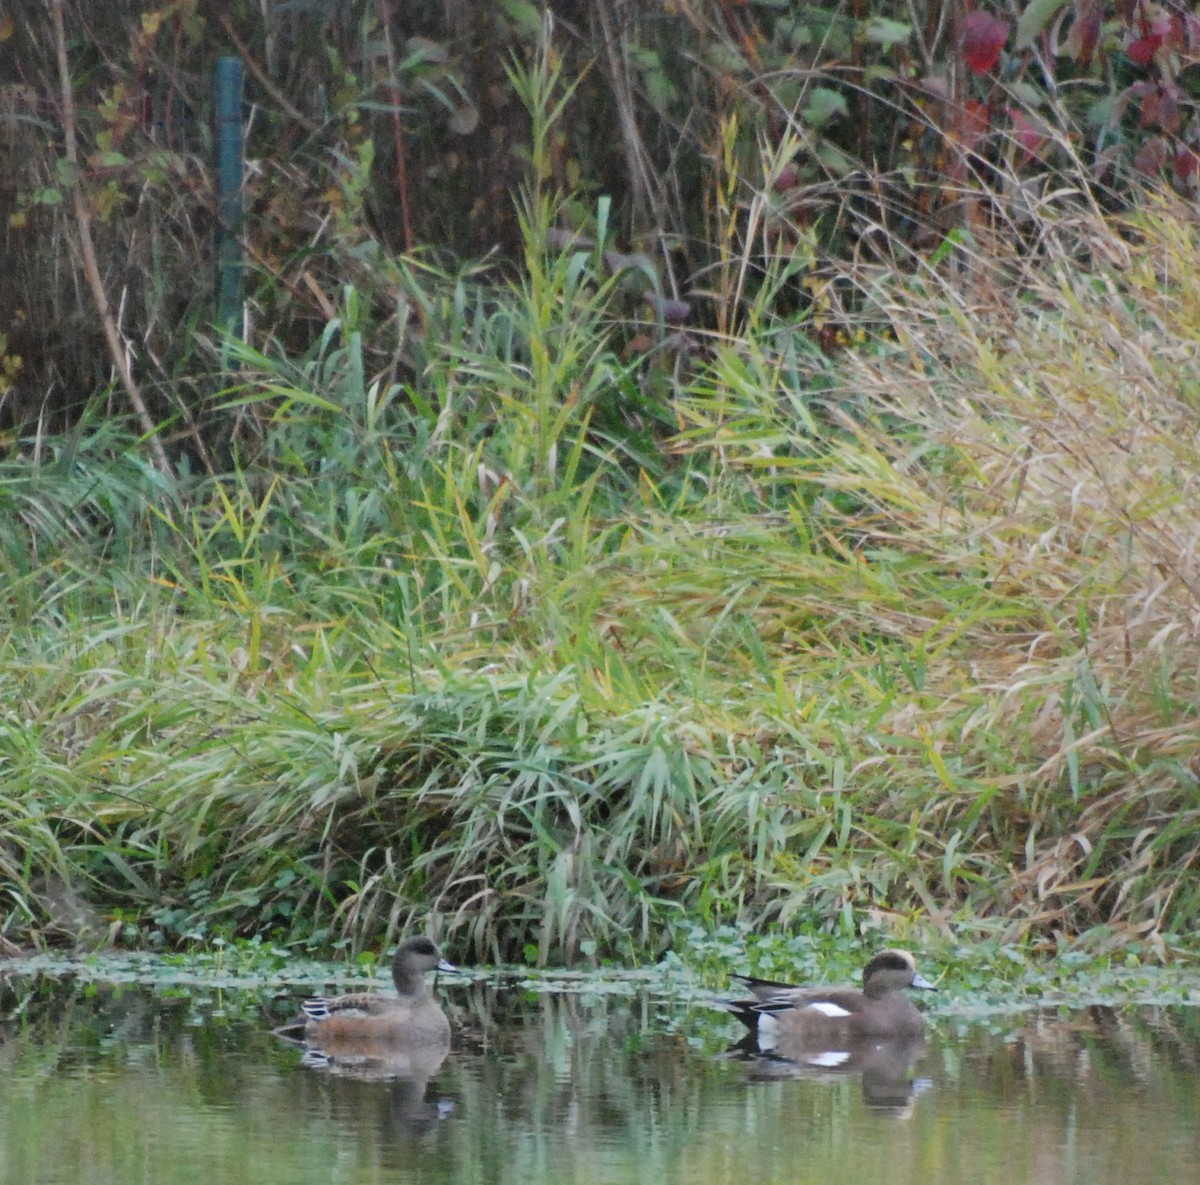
[720, 949, 937, 1114]
[274, 937, 458, 1128]
[728, 1032, 930, 1115]
[296, 1042, 455, 1134]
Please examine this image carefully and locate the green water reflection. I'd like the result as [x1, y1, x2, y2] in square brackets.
[0, 970, 1198, 1185]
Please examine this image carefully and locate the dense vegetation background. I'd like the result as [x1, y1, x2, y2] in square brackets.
[1, 0, 1199, 964]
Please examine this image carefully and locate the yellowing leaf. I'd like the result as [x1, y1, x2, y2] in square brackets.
[1015, 0, 1071, 51]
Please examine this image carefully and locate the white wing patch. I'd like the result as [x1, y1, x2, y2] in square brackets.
[757, 1013, 780, 1050]
[806, 1050, 851, 1067]
[804, 1000, 852, 1018]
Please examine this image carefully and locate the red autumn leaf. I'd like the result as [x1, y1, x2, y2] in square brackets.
[1134, 136, 1169, 175]
[1126, 14, 1172, 66]
[1166, 15, 1184, 52]
[959, 99, 992, 152]
[1174, 147, 1200, 185]
[1140, 89, 1160, 129]
[1126, 34, 1162, 65]
[963, 11, 1009, 75]
[1072, 6, 1102, 67]
[1008, 108, 1047, 161]
[1158, 86, 1181, 134]
[773, 162, 800, 193]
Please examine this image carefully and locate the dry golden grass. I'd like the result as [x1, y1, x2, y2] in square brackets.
[4, 187, 1200, 960]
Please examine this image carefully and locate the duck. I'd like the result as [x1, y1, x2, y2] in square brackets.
[732, 1030, 930, 1113]
[724, 948, 936, 1049]
[275, 936, 456, 1046]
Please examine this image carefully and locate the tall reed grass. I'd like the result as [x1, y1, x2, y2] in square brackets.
[2, 52, 1199, 962]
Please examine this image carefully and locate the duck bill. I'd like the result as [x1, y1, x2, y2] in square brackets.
[437, 959, 457, 974]
[911, 973, 937, 991]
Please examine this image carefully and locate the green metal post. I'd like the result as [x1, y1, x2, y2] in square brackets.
[215, 56, 245, 340]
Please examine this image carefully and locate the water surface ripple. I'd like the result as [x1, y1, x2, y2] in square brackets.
[0, 970, 1197, 1185]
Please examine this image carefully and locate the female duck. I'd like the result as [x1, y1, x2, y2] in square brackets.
[726, 949, 936, 1048]
[282, 936, 455, 1046]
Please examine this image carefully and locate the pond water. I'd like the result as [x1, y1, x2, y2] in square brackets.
[1, 962, 1198, 1185]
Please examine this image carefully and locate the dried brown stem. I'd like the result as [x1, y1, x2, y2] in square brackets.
[378, 0, 414, 253]
[49, 0, 172, 478]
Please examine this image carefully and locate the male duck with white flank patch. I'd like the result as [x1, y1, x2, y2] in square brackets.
[725, 949, 937, 1049]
